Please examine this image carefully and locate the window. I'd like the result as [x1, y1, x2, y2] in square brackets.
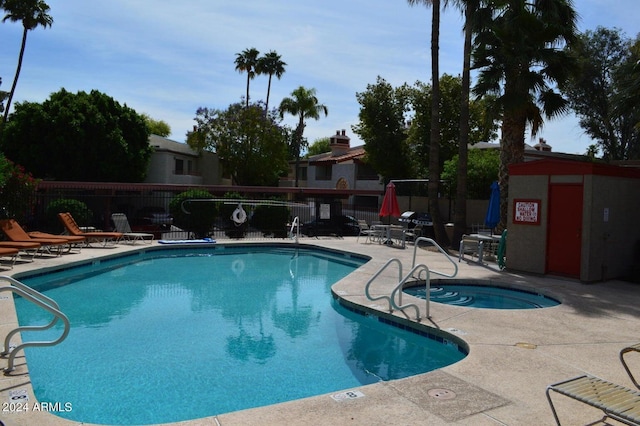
[175, 159, 184, 175]
[356, 163, 378, 180]
[315, 165, 332, 180]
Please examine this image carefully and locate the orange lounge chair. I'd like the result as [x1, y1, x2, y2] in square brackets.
[0, 241, 41, 261]
[0, 246, 19, 268]
[0, 219, 72, 255]
[28, 231, 85, 252]
[58, 212, 123, 246]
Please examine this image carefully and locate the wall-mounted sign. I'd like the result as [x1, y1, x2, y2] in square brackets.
[513, 199, 541, 225]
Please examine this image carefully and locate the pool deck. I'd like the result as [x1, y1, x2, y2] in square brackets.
[1, 237, 639, 426]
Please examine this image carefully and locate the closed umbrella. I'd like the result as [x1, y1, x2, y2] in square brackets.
[379, 181, 400, 219]
[485, 181, 500, 230]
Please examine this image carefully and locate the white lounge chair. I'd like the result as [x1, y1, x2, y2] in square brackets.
[111, 213, 154, 244]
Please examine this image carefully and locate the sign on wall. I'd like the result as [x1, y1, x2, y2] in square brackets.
[513, 199, 541, 225]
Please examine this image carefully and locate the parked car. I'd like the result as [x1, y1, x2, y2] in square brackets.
[299, 215, 360, 237]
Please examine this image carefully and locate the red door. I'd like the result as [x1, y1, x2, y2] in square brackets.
[547, 184, 583, 278]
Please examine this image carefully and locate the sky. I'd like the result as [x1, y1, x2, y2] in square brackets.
[0, 0, 637, 155]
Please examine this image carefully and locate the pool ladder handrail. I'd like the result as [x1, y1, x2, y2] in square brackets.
[365, 237, 458, 320]
[0, 275, 70, 373]
[288, 216, 300, 243]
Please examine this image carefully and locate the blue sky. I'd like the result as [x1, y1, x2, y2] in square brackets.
[0, 0, 637, 155]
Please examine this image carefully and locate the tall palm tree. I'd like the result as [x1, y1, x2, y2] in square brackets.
[407, 0, 449, 245]
[279, 86, 328, 187]
[472, 0, 578, 229]
[257, 50, 286, 113]
[2, 0, 53, 124]
[234, 47, 261, 107]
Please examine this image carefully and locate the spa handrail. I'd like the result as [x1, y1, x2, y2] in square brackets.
[289, 216, 300, 243]
[390, 264, 430, 321]
[0, 276, 70, 373]
[412, 237, 458, 278]
[365, 258, 403, 312]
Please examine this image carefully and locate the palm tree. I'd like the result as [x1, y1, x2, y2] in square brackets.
[2, 0, 53, 123]
[279, 86, 328, 187]
[407, 0, 449, 245]
[472, 0, 578, 229]
[257, 51, 286, 113]
[234, 47, 261, 107]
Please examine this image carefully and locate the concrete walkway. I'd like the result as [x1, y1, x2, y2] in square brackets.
[1, 237, 639, 426]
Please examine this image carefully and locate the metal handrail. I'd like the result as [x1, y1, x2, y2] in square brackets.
[0, 276, 70, 373]
[364, 258, 403, 312]
[390, 263, 430, 321]
[289, 216, 300, 243]
[412, 237, 458, 278]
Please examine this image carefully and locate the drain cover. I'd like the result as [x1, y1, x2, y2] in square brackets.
[428, 388, 456, 400]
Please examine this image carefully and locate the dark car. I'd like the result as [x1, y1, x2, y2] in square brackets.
[133, 207, 173, 234]
[300, 215, 360, 237]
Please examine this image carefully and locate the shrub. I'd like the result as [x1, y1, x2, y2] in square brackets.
[252, 199, 290, 238]
[169, 189, 217, 238]
[45, 199, 92, 230]
[0, 155, 39, 225]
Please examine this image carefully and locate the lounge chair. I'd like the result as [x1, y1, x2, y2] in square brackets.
[0, 247, 19, 268]
[0, 219, 73, 256]
[621, 343, 640, 390]
[0, 241, 41, 261]
[546, 375, 640, 425]
[111, 213, 154, 244]
[58, 212, 123, 246]
[28, 231, 86, 251]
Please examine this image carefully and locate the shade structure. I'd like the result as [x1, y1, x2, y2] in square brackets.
[379, 182, 401, 218]
[484, 181, 500, 229]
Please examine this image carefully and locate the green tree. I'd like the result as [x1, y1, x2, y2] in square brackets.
[562, 27, 640, 160]
[188, 102, 289, 186]
[257, 50, 286, 113]
[306, 137, 331, 157]
[0, 153, 38, 223]
[0, 89, 152, 181]
[472, 0, 579, 229]
[142, 113, 171, 137]
[279, 86, 328, 187]
[2, 0, 53, 123]
[441, 148, 499, 199]
[234, 47, 261, 107]
[353, 77, 412, 182]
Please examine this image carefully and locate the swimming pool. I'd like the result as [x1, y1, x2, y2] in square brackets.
[14, 245, 467, 425]
[404, 279, 560, 309]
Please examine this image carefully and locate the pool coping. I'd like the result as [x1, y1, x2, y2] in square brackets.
[2, 237, 640, 425]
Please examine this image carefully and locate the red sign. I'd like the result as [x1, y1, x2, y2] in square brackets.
[513, 199, 541, 225]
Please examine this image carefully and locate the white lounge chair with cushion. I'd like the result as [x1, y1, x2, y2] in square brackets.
[111, 213, 154, 244]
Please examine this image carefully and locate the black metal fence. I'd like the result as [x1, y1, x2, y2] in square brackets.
[15, 182, 384, 241]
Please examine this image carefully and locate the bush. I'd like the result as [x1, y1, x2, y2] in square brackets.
[252, 199, 290, 238]
[45, 199, 92, 231]
[0, 155, 39, 224]
[169, 189, 217, 238]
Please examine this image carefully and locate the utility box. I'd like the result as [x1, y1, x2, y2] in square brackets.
[507, 159, 640, 282]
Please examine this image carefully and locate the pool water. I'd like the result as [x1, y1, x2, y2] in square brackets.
[15, 246, 466, 425]
[404, 282, 560, 309]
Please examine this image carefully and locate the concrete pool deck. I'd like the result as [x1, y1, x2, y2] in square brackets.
[1, 237, 639, 426]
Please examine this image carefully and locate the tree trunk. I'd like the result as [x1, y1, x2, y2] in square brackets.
[428, 0, 448, 247]
[3, 28, 28, 124]
[452, 3, 473, 248]
[498, 112, 526, 231]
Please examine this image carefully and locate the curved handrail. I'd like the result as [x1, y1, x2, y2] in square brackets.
[390, 264, 430, 321]
[412, 237, 458, 278]
[0, 276, 70, 373]
[289, 216, 300, 243]
[364, 258, 403, 312]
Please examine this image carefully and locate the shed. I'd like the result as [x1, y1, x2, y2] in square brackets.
[507, 159, 640, 282]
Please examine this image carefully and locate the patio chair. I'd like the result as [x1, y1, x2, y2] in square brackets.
[111, 213, 154, 244]
[546, 375, 640, 425]
[0, 247, 19, 268]
[458, 234, 484, 263]
[0, 219, 74, 256]
[621, 343, 640, 390]
[58, 212, 123, 246]
[356, 220, 375, 243]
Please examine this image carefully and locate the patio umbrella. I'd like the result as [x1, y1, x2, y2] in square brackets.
[379, 181, 401, 219]
[484, 181, 500, 229]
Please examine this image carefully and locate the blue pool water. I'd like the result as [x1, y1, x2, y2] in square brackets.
[404, 281, 560, 309]
[14, 246, 466, 425]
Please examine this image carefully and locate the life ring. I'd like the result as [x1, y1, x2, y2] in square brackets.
[231, 204, 247, 225]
